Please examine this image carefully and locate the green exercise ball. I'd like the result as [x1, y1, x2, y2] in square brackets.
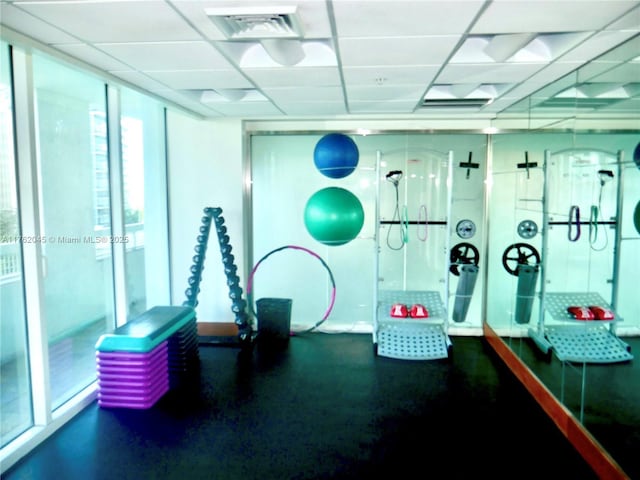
[304, 187, 364, 246]
[634, 199, 640, 236]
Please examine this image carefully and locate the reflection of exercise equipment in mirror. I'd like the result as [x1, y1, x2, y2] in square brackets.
[588, 169, 614, 251]
[567, 205, 580, 242]
[502, 243, 540, 325]
[450, 242, 480, 323]
[501, 242, 540, 276]
[528, 148, 633, 364]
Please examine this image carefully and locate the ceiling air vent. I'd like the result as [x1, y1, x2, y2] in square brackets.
[206, 6, 304, 40]
[421, 98, 490, 108]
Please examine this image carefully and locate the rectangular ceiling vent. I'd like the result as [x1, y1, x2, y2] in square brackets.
[206, 6, 304, 40]
[421, 98, 490, 108]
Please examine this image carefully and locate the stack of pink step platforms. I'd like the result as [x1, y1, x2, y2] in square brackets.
[95, 306, 198, 409]
[96, 341, 169, 409]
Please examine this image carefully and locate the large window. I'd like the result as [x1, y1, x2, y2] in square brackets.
[32, 54, 115, 409]
[0, 42, 171, 473]
[0, 42, 33, 448]
[120, 87, 170, 318]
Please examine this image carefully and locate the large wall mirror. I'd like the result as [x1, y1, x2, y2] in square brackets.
[485, 34, 639, 478]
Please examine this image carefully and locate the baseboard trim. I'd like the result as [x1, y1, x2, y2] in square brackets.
[197, 322, 239, 337]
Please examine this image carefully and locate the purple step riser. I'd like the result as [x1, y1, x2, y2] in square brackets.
[96, 356, 167, 369]
[97, 369, 167, 381]
[98, 381, 169, 397]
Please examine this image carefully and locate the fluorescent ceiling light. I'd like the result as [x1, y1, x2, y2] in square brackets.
[483, 33, 537, 62]
[240, 41, 335, 68]
[200, 89, 266, 103]
[260, 39, 305, 66]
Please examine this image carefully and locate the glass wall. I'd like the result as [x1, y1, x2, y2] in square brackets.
[120, 87, 170, 319]
[0, 42, 33, 448]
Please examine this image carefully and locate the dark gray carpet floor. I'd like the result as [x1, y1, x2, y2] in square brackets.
[3, 334, 602, 480]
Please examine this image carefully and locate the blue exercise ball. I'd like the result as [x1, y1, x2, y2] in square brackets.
[304, 187, 364, 246]
[313, 133, 359, 179]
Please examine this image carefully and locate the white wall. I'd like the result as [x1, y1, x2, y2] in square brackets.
[166, 111, 246, 324]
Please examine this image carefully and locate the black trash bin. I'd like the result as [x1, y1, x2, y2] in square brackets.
[256, 298, 292, 346]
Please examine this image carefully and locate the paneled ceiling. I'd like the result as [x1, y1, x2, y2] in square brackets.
[1, 0, 639, 121]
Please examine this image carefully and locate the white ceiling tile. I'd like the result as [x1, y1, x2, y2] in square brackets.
[52, 43, 131, 72]
[186, 105, 225, 117]
[590, 62, 640, 83]
[277, 102, 348, 116]
[151, 88, 227, 116]
[145, 70, 253, 90]
[437, 63, 544, 84]
[107, 70, 170, 92]
[577, 61, 625, 83]
[523, 61, 584, 88]
[587, 34, 640, 63]
[0, 4, 78, 44]
[14, 1, 201, 43]
[96, 41, 234, 70]
[208, 102, 284, 116]
[339, 36, 461, 67]
[332, 0, 486, 36]
[605, 4, 640, 31]
[342, 66, 440, 86]
[244, 67, 341, 88]
[560, 31, 638, 62]
[346, 85, 425, 102]
[263, 86, 344, 103]
[471, 1, 639, 34]
[529, 75, 584, 101]
[349, 101, 418, 113]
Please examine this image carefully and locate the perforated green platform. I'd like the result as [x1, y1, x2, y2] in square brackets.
[375, 290, 449, 360]
[542, 292, 632, 364]
[377, 323, 449, 360]
[545, 325, 633, 364]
